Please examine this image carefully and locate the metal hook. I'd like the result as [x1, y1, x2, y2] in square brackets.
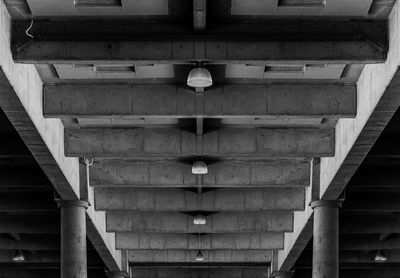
[25, 20, 34, 39]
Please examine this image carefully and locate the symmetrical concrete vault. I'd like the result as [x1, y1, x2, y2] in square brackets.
[1, 0, 400, 277]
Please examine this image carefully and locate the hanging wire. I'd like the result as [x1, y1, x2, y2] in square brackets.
[25, 20, 34, 39]
[84, 157, 94, 187]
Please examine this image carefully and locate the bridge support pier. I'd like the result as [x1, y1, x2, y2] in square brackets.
[58, 200, 89, 278]
[311, 200, 342, 278]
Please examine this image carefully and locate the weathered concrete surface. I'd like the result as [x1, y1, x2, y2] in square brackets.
[65, 127, 335, 157]
[278, 1, 400, 271]
[131, 268, 269, 278]
[12, 18, 388, 65]
[43, 84, 356, 118]
[0, 0, 121, 271]
[129, 250, 272, 263]
[94, 188, 305, 211]
[106, 211, 293, 233]
[90, 159, 310, 188]
[116, 232, 283, 250]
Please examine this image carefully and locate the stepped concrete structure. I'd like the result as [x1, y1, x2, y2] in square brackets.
[1, 0, 400, 277]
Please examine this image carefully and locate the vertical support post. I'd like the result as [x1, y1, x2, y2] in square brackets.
[58, 200, 89, 278]
[311, 200, 342, 278]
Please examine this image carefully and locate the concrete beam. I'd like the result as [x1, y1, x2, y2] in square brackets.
[341, 214, 400, 233]
[0, 234, 59, 250]
[90, 159, 310, 188]
[129, 250, 272, 263]
[12, 20, 387, 64]
[0, 250, 101, 264]
[0, 213, 59, 233]
[43, 84, 356, 118]
[295, 269, 400, 278]
[116, 232, 283, 250]
[131, 268, 269, 278]
[0, 192, 56, 212]
[193, 0, 206, 31]
[106, 211, 293, 233]
[0, 270, 106, 278]
[95, 188, 305, 212]
[340, 234, 400, 250]
[343, 191, 400, 212]
[65, 127, 335, 158]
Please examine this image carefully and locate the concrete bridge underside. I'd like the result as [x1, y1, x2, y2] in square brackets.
[1, 0, 400, 277]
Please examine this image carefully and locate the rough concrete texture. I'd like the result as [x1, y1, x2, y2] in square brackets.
[65, 127, 335, 157]
[90, 159, 310, 187]
[43, 84, 356, 117]
[115, 232, 283, 250]
[106, 211, 293, 233]
[129, 250, 272, 263]
[131, 268, 269, 278]
[94, 187, 305, 211]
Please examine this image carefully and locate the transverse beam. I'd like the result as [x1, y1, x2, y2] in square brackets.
[65, 127, 335, 157]
[106, 211, 293, 233]
[43, 84, 356, 118]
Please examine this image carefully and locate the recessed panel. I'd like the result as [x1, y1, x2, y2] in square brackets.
[122, 0, 169, 15]
[231, 0, 373, 16]
[135, 65, 174, 78]
[27, 0, 75, 16]
[225, 64, 345, 80]
[54, 64, 97, 79]
[26, 0, 168, 16]
[231, 0, 278, 15]
[225, 65, 265, 78]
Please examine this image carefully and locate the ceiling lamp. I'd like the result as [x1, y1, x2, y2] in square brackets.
[192, 161, 208, 175]
[12, 250, 25, 262]
[194, 214, 206, 225]
[187, 67, 213, 88]
[195, 250, 204, 261]
[374, 250, 387, 262]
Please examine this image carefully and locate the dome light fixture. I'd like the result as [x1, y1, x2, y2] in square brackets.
[12, 250, 25, 262]
[187, 67, 213, 88]
[194, 214, 206, 225]
[192, 161, 208, 175]
[195, 250, 204, 261]
[374, 250, 387, 262]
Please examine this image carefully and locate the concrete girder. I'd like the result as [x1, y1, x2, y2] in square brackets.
[0, 234, 59, 250]
[65, 127, 335, 158]
[0, 214, 59, 233]
[131, 268, 269, 278]
[115, 232, 283, 250]
[0, 192, 56, 212]
[94, 188, 305, 212]
[343, 191, 400, 212]
[299, 249, 400, 263]
[106, 211, 293, 233]
[43, 84, 356, 118]
[294, 269, 400, 278]
[11, 20, 387, 64]
[340, 234, 400, 250]
[128, 250, 272, 263]
[341, 214, 400, 233]
[90, 159, 310, 188]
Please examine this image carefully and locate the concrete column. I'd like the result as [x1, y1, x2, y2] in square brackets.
[311, 200, 342, 278]
[58, 200, 89, 278]
[271, 271, 293, 278]
[107, 271, 129, 278]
